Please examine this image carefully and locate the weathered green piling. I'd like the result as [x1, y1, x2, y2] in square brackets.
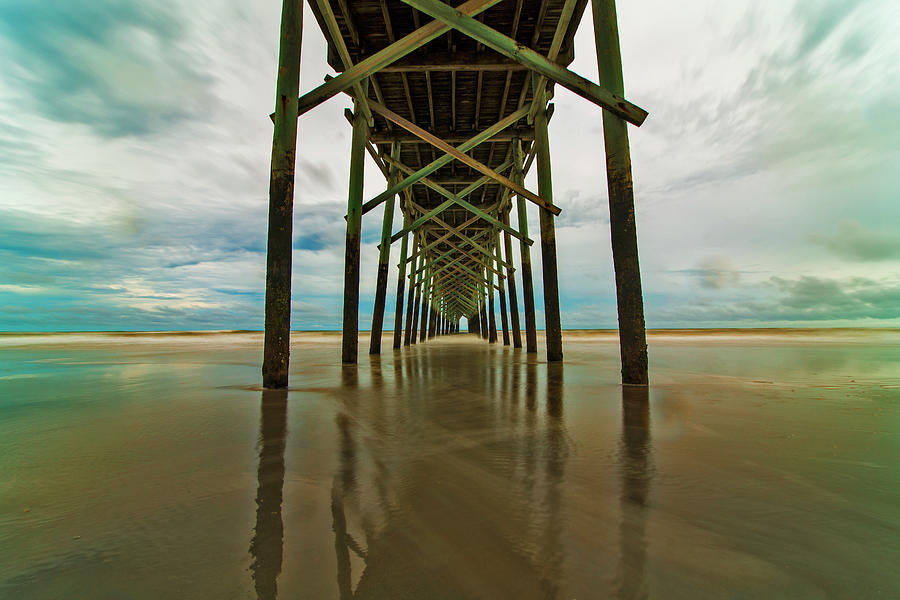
[535, 104, 563, 362]
[263, 0, 302, 389]
[592, 0, 648, 384]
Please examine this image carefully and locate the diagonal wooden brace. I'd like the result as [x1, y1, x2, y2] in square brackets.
[386, 157, 532, 247]
[297, 0, 504, 117]
[366, 98, 561, 216]
[398, 0, 648, 126]
[361, 104, 530, 215]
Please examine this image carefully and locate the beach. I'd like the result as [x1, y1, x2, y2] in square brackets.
[1, 330, 898, 598]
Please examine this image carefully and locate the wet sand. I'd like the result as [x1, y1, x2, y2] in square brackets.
[1, 330, 898, 599]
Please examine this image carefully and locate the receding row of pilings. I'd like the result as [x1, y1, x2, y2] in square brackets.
[261, 0, 649, 389]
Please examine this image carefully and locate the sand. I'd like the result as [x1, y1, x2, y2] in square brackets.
[1, 330, 898, 599]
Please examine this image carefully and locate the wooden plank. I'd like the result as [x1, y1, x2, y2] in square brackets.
[263, 0, 302, 389]
[369, 128, 534, 144]
[399, 0, 649, 126]
[296, 0, 504, 117]
[593, 0, 648, 383]
[311, 0, 373, 126]
[528, 0, 578, 122]
[379, 53, 526, 72]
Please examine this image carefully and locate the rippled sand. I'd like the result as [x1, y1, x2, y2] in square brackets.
[1, 330, 898, 599]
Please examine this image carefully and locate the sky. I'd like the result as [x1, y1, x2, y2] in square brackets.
[0, 0, 898, 331]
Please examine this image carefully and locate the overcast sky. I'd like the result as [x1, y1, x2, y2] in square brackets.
[0, 0, 898, 331]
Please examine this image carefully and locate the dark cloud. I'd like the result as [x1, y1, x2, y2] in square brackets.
[0, 0, 211, 137]
[809, 220, 900, 261]
[676, 258, 741, 290]
[656, 275, 900, 323]
[770, 275, 900, 320]
[298, 159, 336, 191]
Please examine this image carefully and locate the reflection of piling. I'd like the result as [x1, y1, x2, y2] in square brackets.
[618, 385, 652, 599]
[249, 390, 288, 600]
[332, 412, 358, 599]
[540, 363, 565, 595]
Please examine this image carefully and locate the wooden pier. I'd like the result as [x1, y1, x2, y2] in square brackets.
[262, 0, 649, 388]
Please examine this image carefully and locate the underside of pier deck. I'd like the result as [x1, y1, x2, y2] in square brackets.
[263, 0, 649, 387]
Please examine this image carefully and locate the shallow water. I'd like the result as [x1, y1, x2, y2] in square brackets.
[1, 330, 898, 599]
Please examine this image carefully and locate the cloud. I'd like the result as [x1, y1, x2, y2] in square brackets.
[809, 220, 900, 261]
[655, 275, 900, 323]
[298, 159, 336, 191]
[0, 0, 212, 137]
[690, 258, 741, 290]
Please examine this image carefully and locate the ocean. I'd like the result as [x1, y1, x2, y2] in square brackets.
[1, 330, 898, 598]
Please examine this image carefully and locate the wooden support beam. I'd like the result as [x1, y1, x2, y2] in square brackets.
[593, 0, 648, 384]
[335, 0, 359, 48]
[410, 250, 423, 346]
[487, 265, 498, 343]
[366, 98, 561, 216]
[263, 0, 302, 389]
[414, 230, 496, 278]
[370, 143, 400, 355]
[513, 139, 538, 354]
[379, 53, 527, 72]
[535, 105, 563, 362]
[495, 229, 510, 346]
[393, 209, 410, 350]
[406, 214, 481, 262]
[383, 157, 511, 243]
[398, 0, 649, 126]
[311, 0, 373, 126]
[527, 0, 578, 123]
[474, 72, 483, 130]
[419, 269, 430, 342]
[369, 128, 534, 144]
[502, 207, 522, 348]
[296, 0, 503, 117]
[451, 70, 457, 131]
[428, 288, 438, 339]
[404, 237, 420, 346]
[384, 156, 533, 246]
[361, 105, 531, 215]
[341, 93, 368, 365]
[407, 199, 515, 271]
